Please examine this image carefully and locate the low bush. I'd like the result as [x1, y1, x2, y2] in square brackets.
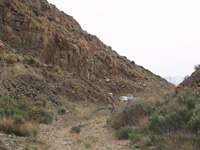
[5, 55, 17, 64]
[57, 107, 66, 115]
[12, 114, 26, 124]
[177, 94, 185, 104]
[117, 126, 133, 140]
[189, 115, 200, 131]
[23, 56, 40, 67]
[70, 126, 81, 134]
[148, 114, 165, 133]
[47, 16, 55, 22]
[128, 133, 141, 145]
[35, 100, 44, 107]
[0, 118, 30, 137]
[186, 97, 196, 110]
[178, 107, 193, 123]
[38, 109, 53, 124]
[165, 112, 182, 130]
[109, 104, 147, 130]
[32, 9, 39, 16]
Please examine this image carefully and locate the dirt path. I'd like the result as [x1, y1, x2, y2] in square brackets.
[39, 115, 131, 150]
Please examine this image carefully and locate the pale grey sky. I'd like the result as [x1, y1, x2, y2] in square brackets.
[48, 0, 200, 78]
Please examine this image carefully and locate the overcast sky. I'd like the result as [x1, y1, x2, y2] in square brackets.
[48, 0, 200, 78]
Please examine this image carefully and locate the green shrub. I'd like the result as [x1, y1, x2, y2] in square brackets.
[148, 114, 165, 133]
[0, 118, 30, 137]
[177, 94, 185, 104]
[109, 104, 146, 130]
[35, 100, 44, 107]
[186, 97, 196, 110]
[194, 64, 200, 71]
[145, 104, 154, 115]
[164, 112, 182, 130]
[32, 128, 38, 141]
[38, 109, 53, 124]
[4, 107, 11, 117]
[57, 107, 66, 115]
[178, 107, 193, 123]
[128, 133, 141, 145]
[117, 126, 133, 140]
[189, 115, 200, 131]
[12, 114, 26, 124]
[47, 16, 55, 22]
[32, 9, 39, 16]
[70, 126, 81, 134]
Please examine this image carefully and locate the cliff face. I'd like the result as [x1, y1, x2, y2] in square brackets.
[0, 0, 174, 101]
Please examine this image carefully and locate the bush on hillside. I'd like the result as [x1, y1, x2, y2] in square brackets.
[57, 107, 66, 115]
[12, 114, 26, 124]
[117, 126, 133, 140]
[109, 104, 147, 130]
[32, 9, 39, 16]
[177, 94, 185, 104]
[178, 107, 193, 123]
[164, 112, 182, 130]
[148, 114, 165, 133]
[189, 115, 200, 131]
[70, 126, 81, 134]
[128, 133, 142, 145]
[0, 118, 30, 137]
[186, 97, 196, 110]
[35, 100, 44, 107]
[194, 64, 200, 71]
[47, 16, 55, 22]
[38, 109, 53, 124]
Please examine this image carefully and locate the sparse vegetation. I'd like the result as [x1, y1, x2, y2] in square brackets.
[108, 92, 200, 149]
[32, 9, 39, 16]
[108, 104, 147, 129]
[57, 107, 66, 115]
[35, 100, 44, 107]
[70, 126, 81, 134]
[186, 97, 196, 110]
[117, 126, 133, 140]
[38, 108, 53, 124]
[47, 16, 55, 22]
[194, 64, 200, 71]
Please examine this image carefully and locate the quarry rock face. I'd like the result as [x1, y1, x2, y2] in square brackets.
[0, 0, 174, 100]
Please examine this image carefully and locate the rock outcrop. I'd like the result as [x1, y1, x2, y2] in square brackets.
[177, 67, 200, 95]
[0, 0, 175, 102]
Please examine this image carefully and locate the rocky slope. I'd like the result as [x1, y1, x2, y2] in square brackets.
[177, 66, 200, 95]
[0, 0, 174, 103]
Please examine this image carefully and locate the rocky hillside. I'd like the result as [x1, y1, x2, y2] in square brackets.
[0, 0, 174, 103]
[177, 66, 200, 95]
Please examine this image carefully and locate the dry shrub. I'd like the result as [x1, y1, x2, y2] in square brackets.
[73, 134, 83, 143]
[162, 133, 200, 150]
[0, 118, 30, 137]
[138, 116, 150, 130]
[5, 55, 18, 64]
[0, 138, 6, 150]
[76, 107, 94, 120]
[108, 104, 147, 129]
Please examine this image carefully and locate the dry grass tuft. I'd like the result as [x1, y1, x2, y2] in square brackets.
[76, 106, 95, 120]
[0, 138, 7, 150]
[0, 118, 30, 137]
